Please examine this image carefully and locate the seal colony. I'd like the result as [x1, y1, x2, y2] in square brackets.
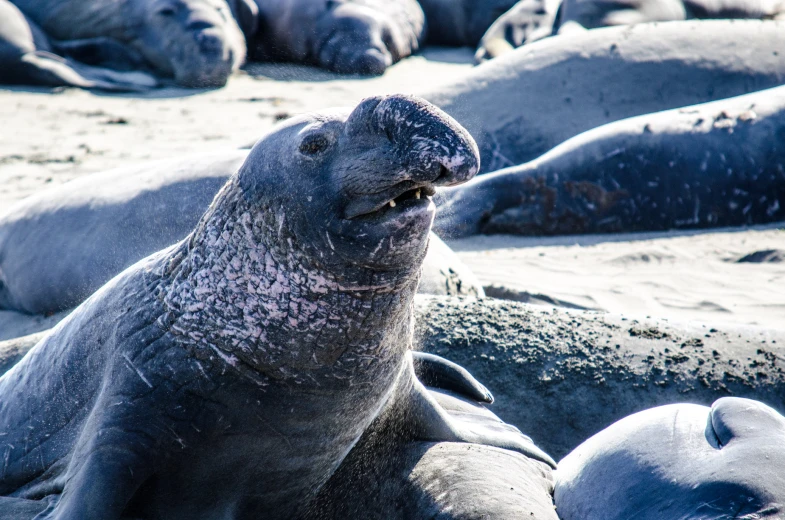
[0, 95, 557, 519]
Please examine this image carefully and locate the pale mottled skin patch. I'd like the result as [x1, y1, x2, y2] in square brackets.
[162, 176, 419, 387]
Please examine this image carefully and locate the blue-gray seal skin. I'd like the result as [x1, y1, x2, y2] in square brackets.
[0, 94, 555, 520]
[555, 397, 785, 519]
[7, 0, 246, 87]
[434, 84, 785, 238]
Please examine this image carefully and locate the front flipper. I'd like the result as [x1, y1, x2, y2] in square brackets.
[411, 351, 494, 403]
[404, 355, 557, 468]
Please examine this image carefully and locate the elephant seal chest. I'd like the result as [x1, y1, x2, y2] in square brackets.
[0, 94, 479, 520]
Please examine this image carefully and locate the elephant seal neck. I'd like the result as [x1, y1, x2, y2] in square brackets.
[158, 180, 420, 388]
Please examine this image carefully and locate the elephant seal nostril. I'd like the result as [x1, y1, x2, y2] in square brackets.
[436, 164, 450, 183]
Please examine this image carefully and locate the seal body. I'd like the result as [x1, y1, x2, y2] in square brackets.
[250, 0, 425, 74]
[0, 94, 487, 519]
[424, 20, 785, 172]
[434, 84, 785, 237]
[8, 0, 246, 87]
[0, 0, 157, 90]
[555, 398, 785, 519]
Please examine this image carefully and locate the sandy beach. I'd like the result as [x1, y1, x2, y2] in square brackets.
[1, 48, 783, 334]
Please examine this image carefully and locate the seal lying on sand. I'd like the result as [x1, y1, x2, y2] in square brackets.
[423, 20, 785, 172]
[0, 150, 482, 317]
[434, 84, 785, 237]
[0, 0, 157, 90]
[7, 0, 246, 87]
[249, 0, 425, 75]
[0, 95, 552, 519]
[415, 296, 785, 458]
[555, 398, 785, 519]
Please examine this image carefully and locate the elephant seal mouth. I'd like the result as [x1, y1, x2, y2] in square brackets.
[345, 181, 438, 220]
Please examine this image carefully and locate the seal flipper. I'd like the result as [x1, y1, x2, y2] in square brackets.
[411, 351, 494, 403]
[404, 354, 557, 468]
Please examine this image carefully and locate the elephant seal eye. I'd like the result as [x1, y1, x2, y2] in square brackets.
[299, 134, 332, 156]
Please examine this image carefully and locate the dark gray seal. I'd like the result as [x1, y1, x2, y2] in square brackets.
[8, 0, 246, 87]
[250, 0, 425, 75]
[0, 150, 482, 317]
[417, 0, 518, 46]
[415, 295, 785, 458]
[0, 95, 552, 519]
[0, 0, 158, 90]
[555, 397, 785, 519]
[423, 19, 785, 172]
[434, 84, 785, 238]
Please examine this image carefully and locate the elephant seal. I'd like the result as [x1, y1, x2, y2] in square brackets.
[415, 296, 785, 458]
[0, 150, 482, 317]
[0, 95, 553, 519]
[417, 0, 518, 46]
[423, 20, 785, 172]
[8, 0, 246, 87]
[250, 0, 425, 75]
[434, 84, 785, 238]
[555, 398, 785, 519]
[0, 0, 157, 90]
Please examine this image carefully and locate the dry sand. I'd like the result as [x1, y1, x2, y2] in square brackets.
[1, 48, 783, 333]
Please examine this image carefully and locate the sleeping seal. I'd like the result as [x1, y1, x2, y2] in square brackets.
[555, 398, 785, 519]
[0, 0, 157, 90]
[8, 0, 246, 87]
[0, 95, 551, 519]
[423, 20, 785, 172]
[434, 84, 785, 237]
[250, 0, 425, 75]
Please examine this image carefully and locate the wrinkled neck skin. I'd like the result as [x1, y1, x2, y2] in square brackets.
[160, 179, 421, 390]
